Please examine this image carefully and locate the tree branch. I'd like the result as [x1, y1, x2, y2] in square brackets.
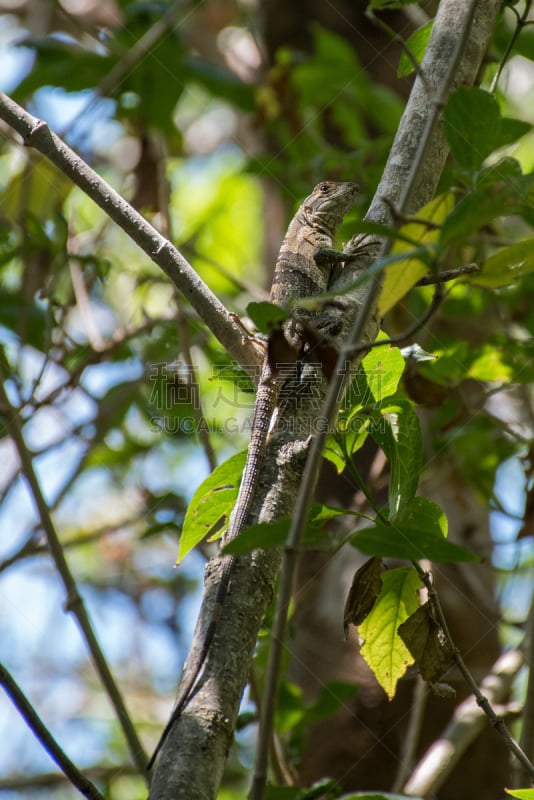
[0, 93, 262, 378]
[515, 592, 534, 787]
[251, 2, 498, 796]
[147, 2, 503, 798]
[0, 362, 148, 777]
[415, 263, 479, 285]
[0, 662, 105, 800]
[403, 649, 526, 796]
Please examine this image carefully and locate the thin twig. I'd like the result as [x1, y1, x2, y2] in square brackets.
[404, 649, 524, 796]
[0, 92, 261, 377]
[365, 7, 431, 91]
[0, 764, 137, 792]
[0, 663, 105, 800]
[0, 510, 161, 574]
[158, 137, 218, 473]
[392, 676, 428, 792]
[349, 281, 444, 357]
[517, 596, 534, 785]
[0, 362, 149, 777]
[415, 262, 479, 285]
[490, 0, 532, 93]
[418, 568, 534, 782]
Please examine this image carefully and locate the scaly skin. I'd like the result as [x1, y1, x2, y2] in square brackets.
[148, 181, 358, 769]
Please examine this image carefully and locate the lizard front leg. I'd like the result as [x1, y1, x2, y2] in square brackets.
[313, 237, 378, 267]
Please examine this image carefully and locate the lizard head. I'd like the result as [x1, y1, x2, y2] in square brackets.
[303, 180, 359, 230]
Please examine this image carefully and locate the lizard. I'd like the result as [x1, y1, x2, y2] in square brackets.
[147, 180, 359, 770]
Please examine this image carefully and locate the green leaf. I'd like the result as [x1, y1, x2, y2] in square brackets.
[247, 301, 287, 334]
[13, 36, 113, 97]
[467, 345, 513, 382]
[443, 88, 501, 171]
[512, 24, 534, 60]
[342, 793, 425, 800]
[222, 517, 290, 554]
[398, 22, 433, 78]
[0, 291, 48, 350]
[371, 401, 422, 517]
[441, 160, 534, 246]
[3, 159, 72, 221]
[398, 496, 448, 536]
[362, 338, 405, 403]
[323, 417, 372, 474]
[497, 117, 532, 149]
[398, 602, 454, 681]
[326, 343, 405, 475]
[223, 503, 351, 555]
[506, 790, 534, 800]
[178, 450, 246, 562]
[359, 567, 421, 699]
[344, 557, 383, 633]
[471, 239, 534, 288]
[379, 193, 453, 315]
[302, 680, 358, 724]
[350, 497, 478, 563]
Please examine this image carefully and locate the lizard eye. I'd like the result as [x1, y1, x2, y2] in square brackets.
[319, 182, 331, 194]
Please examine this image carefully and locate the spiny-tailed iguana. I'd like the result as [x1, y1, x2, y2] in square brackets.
[148, 180, 359, 769]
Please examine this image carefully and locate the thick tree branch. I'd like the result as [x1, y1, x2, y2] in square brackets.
[251, 1, 497, 796]
[0, 93, 262, 378]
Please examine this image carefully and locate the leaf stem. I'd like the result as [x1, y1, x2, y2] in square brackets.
[416, 564, 534, 781]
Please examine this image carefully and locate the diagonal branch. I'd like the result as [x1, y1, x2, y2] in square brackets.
[0, 92, 262, 378]
[403, 648, 525, 795]
[0, 361, 148, 777]
[0, 663, 105, 800]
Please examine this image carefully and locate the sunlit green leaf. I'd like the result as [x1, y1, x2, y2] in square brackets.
[379, 193, 453, 315]
[362, 338, 405, 402]
[359, 567, 421, 699]
[467, 345, 513, 382]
